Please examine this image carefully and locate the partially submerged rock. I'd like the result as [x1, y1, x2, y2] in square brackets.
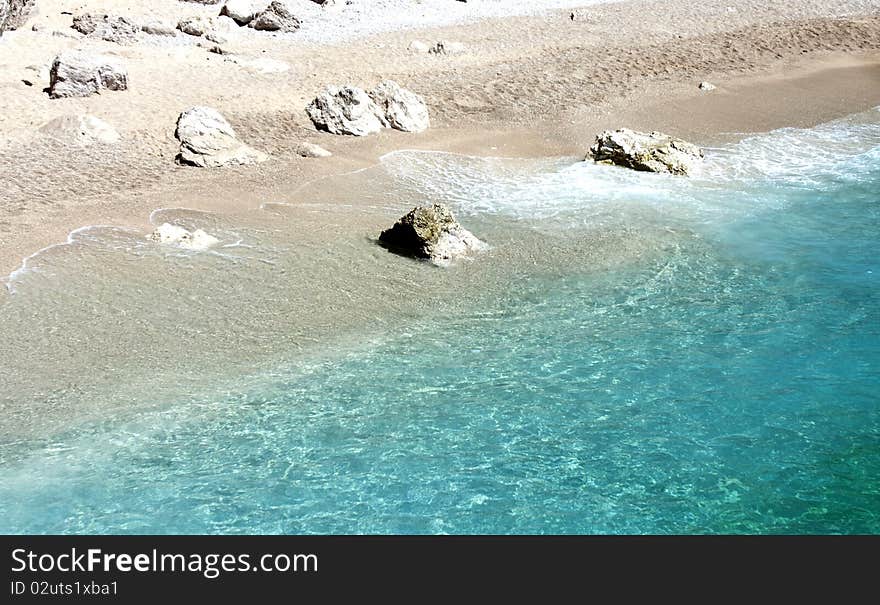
[369, 80, 430, 133]
[306, 86, 385, 136]
[38, 114, 120, 146]
[588, 129, 703, 175]
[175, 106, 269, 167]
[148, 223, 220, 251]
[249, 1, 300, 32]
[49, 51, 129, 99]
[379, 203, 486, 265]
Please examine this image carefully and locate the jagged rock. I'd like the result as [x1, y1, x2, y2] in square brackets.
[588, 129, 703, 176]
[0, 0, 35, 34]
[49, 51, 129, 99]
[698, 81, 717, 91]
[175, 106, 268, 168]
[38, 114, 120, 145]
[294, 142, 332, 158]
[370, 80, 430, 133]
[177, 15, 214, 36]
[306, 86, 385, 136]
[71, 13, 140, 43]
[148, 223, 220, 250]
[379, 203, 486, 265]
[249, 1, 300, 32]
[220, 0, 267, 25]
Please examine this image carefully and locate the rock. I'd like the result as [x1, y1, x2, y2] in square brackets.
[306, 86, 385, 136]
[205, 31, 226, 43]
[249, 1, 300, 32]
[379, 203, 486, 265]
[175, 106, 268, 168]
[588, 129, 703, 176]
[220, 0, 267, 25]
[141, 20, 178, 36]
[49, 51, 129, 99]
[148, 223, 220, 251]
[369, 80, 430, 133]
[71, 13, 140, 43]
[178, 15, 214, 36]
[698, 81, 717, 91]
[428, 40, 466, 55]
[294, 142, 331, 158]
[0, 0, 35, 34]
[408, 40, 429, 53]
[38, 114, 120, 145]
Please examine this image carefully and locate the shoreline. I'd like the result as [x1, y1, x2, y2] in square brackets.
[2, 51, 879, 278]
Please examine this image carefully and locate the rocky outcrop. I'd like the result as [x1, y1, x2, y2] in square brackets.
[0, 0, 35, 34]
[175, 106, 268, 168]
[307, 81, 430, 136]
[306, 86, 385, 136]
[71, 13, 140, 43]
[379, 203, 486, 265]
[249, 1, 301, 32]
[588, 129, 703, 176]
[38, 114, 120, 146]
[177, 15, 214, 36]
[369, 80, 430, 133]
[49, 51, 129, 99]
[148, 223, 220, 251]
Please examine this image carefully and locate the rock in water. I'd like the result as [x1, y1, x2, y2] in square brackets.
[306, 86, 385, 136]
[369, 80, 430, 133]
[249, 1, 300, 32]
[175, 106, 268, 167]
[38, 114, 120, 146]
[379, 203, 486, 265]
[148, 223, 220, 250]
[49, 51, 129, 99]
[588, 129, 703, 175]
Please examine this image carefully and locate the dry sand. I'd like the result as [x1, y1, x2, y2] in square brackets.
[0, 0, 879, 275]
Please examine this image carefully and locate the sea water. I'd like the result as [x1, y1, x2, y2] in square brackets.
[0, 110, 878, 534]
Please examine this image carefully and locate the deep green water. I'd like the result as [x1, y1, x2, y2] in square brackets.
[1, 110, 878, 533]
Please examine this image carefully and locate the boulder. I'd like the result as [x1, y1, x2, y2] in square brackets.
[0, 0, 35, 34]
[38, 114, 120, 146]
[588, 129, 703, 176]
[249, 1, 300, 32]
[306, 86, 385, 136]
[177, 15, 214, 36]
[49, 51, 129, 99]
[369, 80, 430, 133]
[379, 203, 486, 265]
[71, 13, 140, 43]
[294, 142, 332, 158]
[175, 106, 268, 168]
[220, 0, 267, 25]
[148, 223, 220, 251]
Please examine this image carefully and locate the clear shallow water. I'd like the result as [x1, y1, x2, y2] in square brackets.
[1, 111, 879, 534]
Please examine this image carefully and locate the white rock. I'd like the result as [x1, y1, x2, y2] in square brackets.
[221, 0, 269, 25]
[178, 16, 214, 37]
[49, 50, 128, 99]
[306, 86, 385, 136]
[175, 106, 269, 167]
[408, 40, 429, 53]
[429, 40, 466, 55]
[369, 80, 430, 133]
[38, 114, 120, 146]
[148, 223, 220, 250]
[698, 81, 717, 91]
[589, 128, 703, 176]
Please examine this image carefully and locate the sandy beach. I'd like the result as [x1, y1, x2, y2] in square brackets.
[0, 0, 879, 276]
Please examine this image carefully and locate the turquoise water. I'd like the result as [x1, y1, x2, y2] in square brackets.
[1, 111, 879, 534]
